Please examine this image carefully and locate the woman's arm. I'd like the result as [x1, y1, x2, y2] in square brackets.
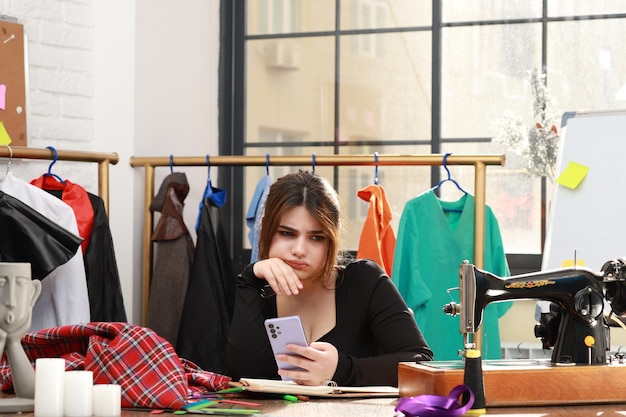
[332, 261, 433, 386]
[225, 265, 278, 380]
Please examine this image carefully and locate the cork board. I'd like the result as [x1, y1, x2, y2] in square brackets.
[0, 16, 27, 146]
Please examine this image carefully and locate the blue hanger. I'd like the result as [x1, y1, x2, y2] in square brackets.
[433, 153, 467, 195]
[374, 152, 379, 185]
[169, 155, 174, 173]
[45, 146, 66, 184]
[311, 152, 316, 173]
[205, 155, 226, 207]
[195, 154, 227, 230]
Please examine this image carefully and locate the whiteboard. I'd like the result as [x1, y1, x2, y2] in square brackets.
[542, 110, 626, 273]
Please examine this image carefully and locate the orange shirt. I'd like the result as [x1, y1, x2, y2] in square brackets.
[356, 184, 396, 277]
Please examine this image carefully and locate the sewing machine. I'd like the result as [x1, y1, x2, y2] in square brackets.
[442, 259, 626, 365]
[398, 259, 626, 406]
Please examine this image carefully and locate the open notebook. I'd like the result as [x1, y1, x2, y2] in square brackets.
[238, 378, 399, 398]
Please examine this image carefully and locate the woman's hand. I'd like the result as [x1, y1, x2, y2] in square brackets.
[253, 258, 303, 296]
[275, 341, 339, 386]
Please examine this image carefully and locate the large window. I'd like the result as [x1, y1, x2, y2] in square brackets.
[220, 0, 626, 272]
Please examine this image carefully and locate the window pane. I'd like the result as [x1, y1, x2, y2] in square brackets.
[341, 0, 431, 30]
[442, 0, 542, 23]
[340, 32, 432, 142]
[441, 23, 542, 138]
[548, 1, 626, 17]
[547, 19, 626, 112]
[441, 142, 543, 254]
[246, 37, 336, 143]
[247, 0, 335, 35]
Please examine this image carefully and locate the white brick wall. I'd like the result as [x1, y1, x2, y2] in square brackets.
[1, 0, 95, 149]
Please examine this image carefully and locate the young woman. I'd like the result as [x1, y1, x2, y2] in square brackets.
[226, 171, 432, 386]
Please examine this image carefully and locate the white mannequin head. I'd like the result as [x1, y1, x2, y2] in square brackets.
[0, 263, 41, 334]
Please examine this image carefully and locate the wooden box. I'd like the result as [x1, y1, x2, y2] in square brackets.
[398, 360, 626, 406]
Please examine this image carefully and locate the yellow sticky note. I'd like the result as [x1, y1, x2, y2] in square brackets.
[0, 120, 12, 145]
[562, 259, 584, 267]
[555, 161, 589, 189]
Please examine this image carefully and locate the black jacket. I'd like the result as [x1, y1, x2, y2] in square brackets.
[176, 201, 235, 373]
[0, 190, 82, 280]
[83, 193, 127, 322]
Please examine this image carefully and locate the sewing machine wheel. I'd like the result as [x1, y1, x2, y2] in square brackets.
[534, 304, 560, 349]
[573, 287, 604, 322]
[602, 258, 626, 316]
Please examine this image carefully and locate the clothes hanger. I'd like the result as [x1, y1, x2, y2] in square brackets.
[169, 155, 174, 174]
[1, 144, 12, 177]
[44, 146, 66, 184]
[265, 153, 270, 176]
[433, 152, 467, 195]
[433, 152, 467, 214]
[195, 154, 227, 230]
[374, 152, 379, 185]
[311, 152, 316, 174]
[204, 155, 226, 206]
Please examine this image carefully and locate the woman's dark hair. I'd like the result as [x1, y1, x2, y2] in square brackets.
[258, 170, 342, 281]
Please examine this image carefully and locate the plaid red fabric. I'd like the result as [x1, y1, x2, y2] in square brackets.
[0, 322, 231, 410]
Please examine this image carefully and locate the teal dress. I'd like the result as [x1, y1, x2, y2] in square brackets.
[391, 190, 512, 360]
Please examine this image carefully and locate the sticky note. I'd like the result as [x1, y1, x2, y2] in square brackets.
[0, 84, 5, 110]
[0, 120, 12, 145]
[562, 259, 584, 267]
[555, 161, 589, 189]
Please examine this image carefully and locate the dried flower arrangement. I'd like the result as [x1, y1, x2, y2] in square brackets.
[493, 69, 560, 181]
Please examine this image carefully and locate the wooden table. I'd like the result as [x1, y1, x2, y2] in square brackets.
[399, 361, 626, 407]
[2, 399, 626, 417]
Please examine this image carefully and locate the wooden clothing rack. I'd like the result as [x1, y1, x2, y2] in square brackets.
[130, 153, 506, 327]
[0, 145, 119, 212]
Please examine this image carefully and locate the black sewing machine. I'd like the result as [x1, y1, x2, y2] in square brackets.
[443, 259, 626, 365]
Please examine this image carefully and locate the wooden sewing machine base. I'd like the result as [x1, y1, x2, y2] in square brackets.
[398, 360, 626, 406]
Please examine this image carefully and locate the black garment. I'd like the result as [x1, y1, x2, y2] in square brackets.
[38, 189, 127, 322]
[83, 193, 127, 322]
[176, 202, 235, 374]
[0, 190, 82, 280]
[226, 259, 433, 387]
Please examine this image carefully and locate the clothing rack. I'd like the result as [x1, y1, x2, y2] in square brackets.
[0, 145, 119, 213]
[130, 153, 506, 328]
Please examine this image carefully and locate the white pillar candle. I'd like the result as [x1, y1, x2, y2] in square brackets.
[63, 371, 93, 417]
[34, 358, 65, 417]
[92, 384, 121, 417]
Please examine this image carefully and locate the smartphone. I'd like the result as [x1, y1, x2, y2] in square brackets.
[264, 315, 308, 380]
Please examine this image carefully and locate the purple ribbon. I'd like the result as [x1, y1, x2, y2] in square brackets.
[394, 384, 475, 417]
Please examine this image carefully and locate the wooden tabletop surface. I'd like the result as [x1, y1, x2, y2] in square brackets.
[3, 398, 626, 417]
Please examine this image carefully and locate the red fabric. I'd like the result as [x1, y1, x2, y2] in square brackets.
[0, 322, 231, 410]
[30, 175, 95, 254]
